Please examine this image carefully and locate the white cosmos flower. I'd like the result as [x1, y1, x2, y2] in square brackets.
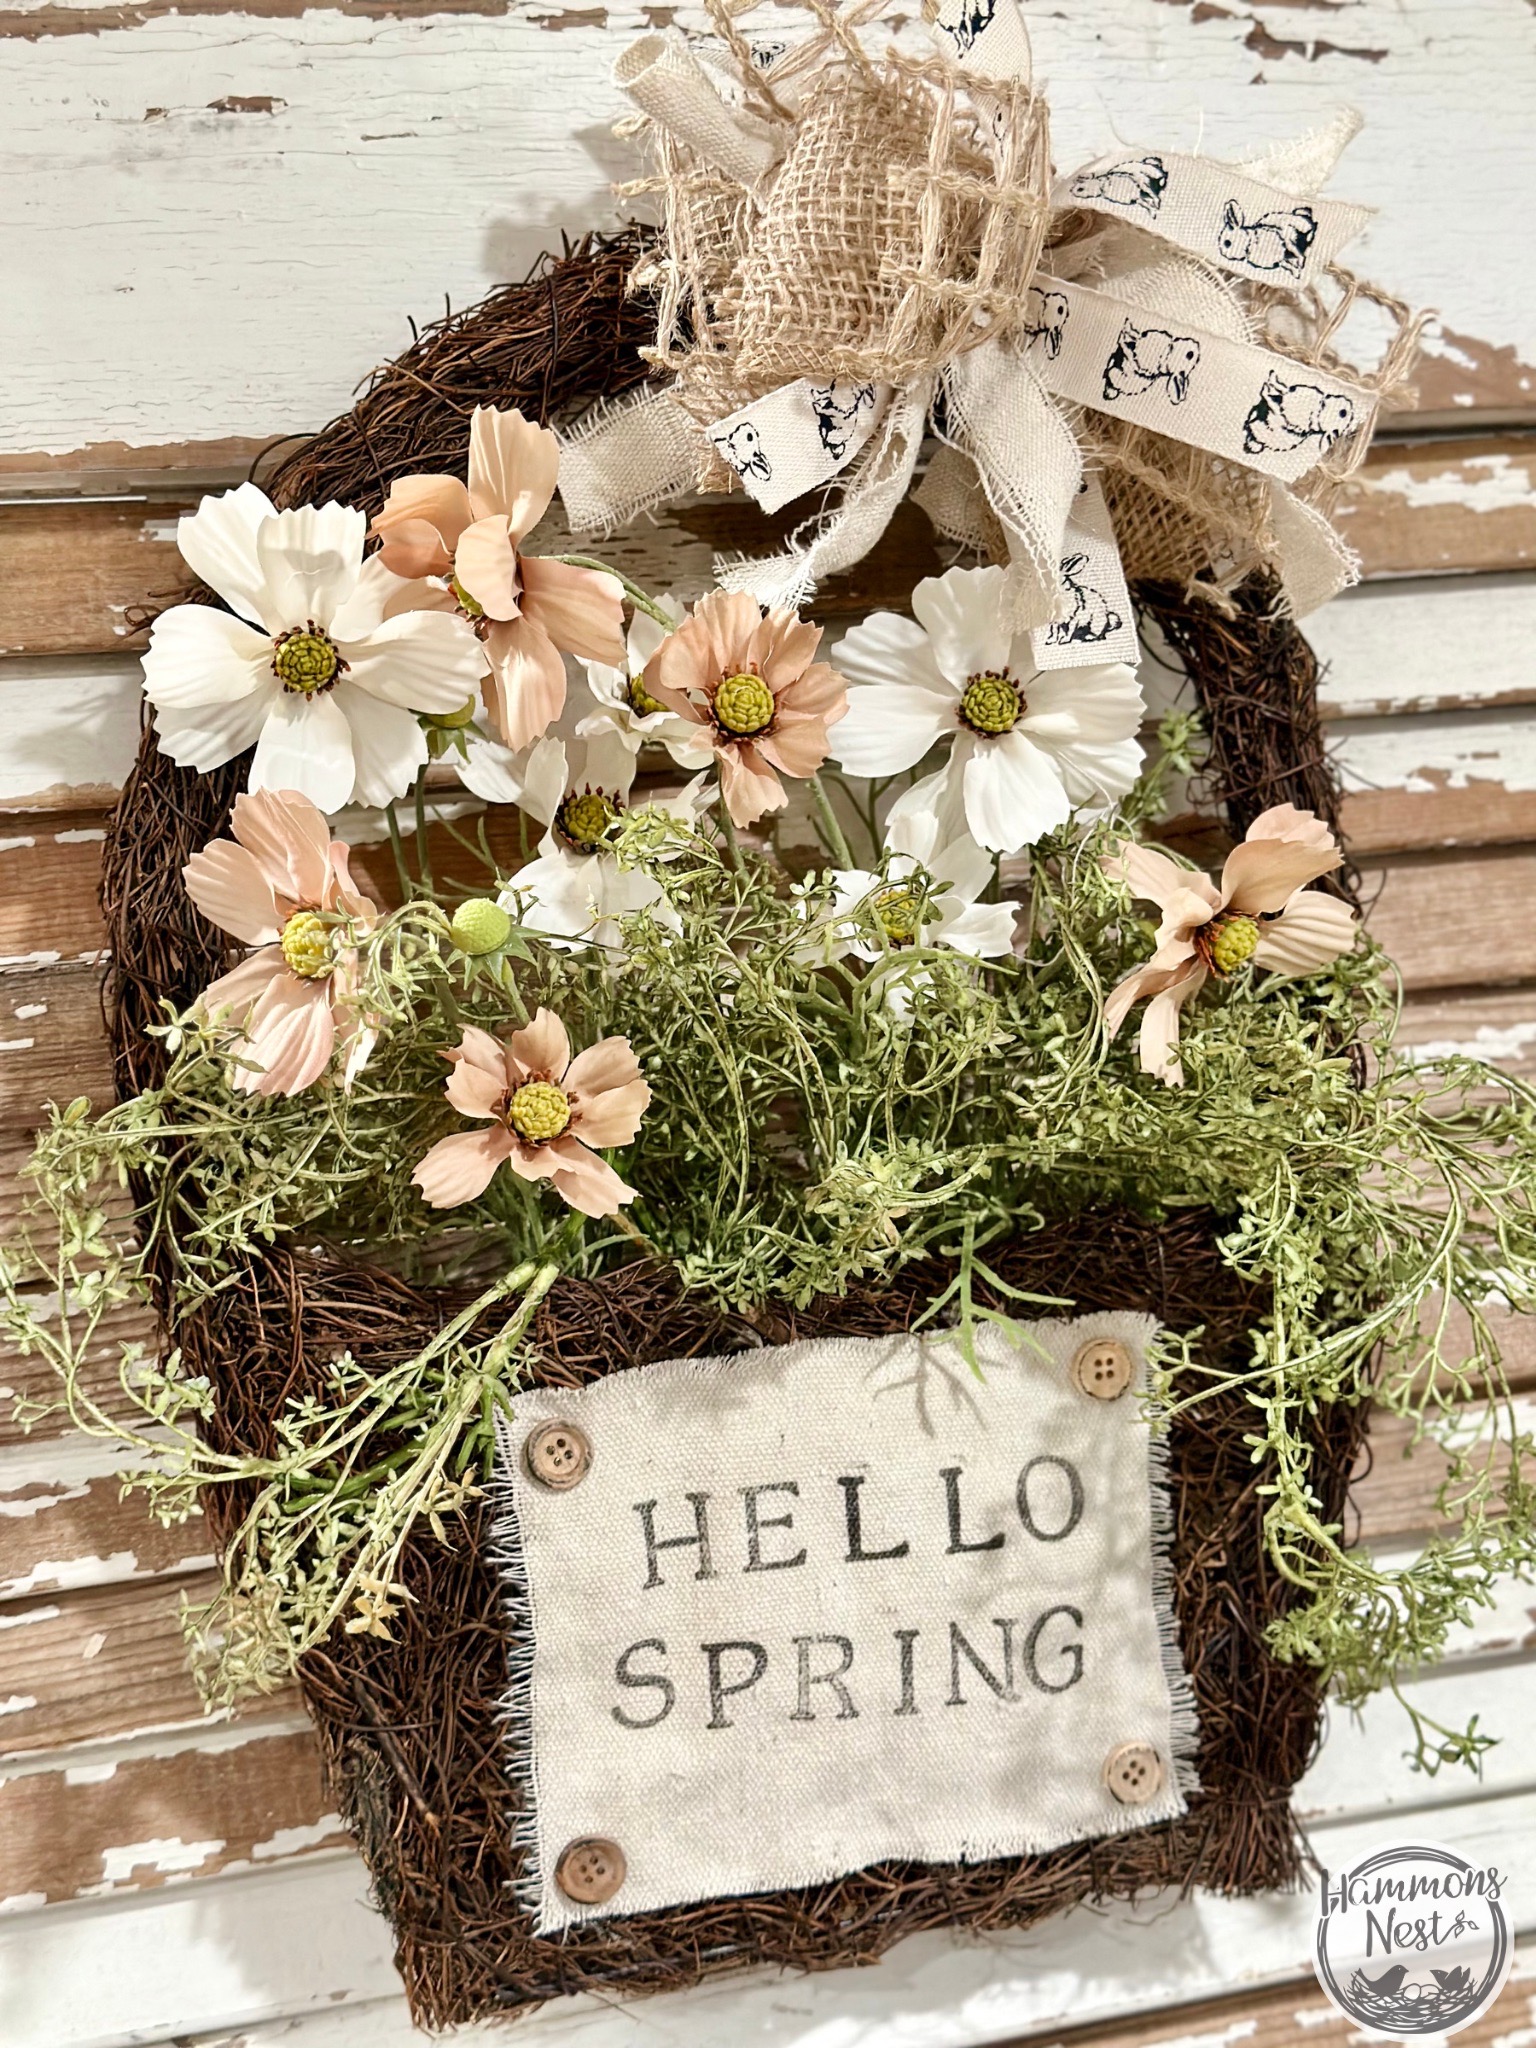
[142, 486, 485, 813]
[804, 794, 1017, 968]
[830, 564, 1144, 855]
[577, 595, 715, 771]
[486, 710, 711, 953]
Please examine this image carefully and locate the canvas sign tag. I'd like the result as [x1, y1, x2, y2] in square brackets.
[497, 1314, 1198, 1932]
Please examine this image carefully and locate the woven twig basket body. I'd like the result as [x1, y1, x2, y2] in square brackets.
[103, 236, 1363, 2028]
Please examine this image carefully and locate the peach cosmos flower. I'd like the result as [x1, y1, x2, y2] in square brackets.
[1102, 804, 1359, 1087]
[641, 589, 849, 829]
[370, 406, 626, 753]
[412, 1012, 650, 1219]
[182, 789, 379, 1097]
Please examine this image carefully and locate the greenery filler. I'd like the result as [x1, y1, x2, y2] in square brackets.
[4, 235, 1534, 2022]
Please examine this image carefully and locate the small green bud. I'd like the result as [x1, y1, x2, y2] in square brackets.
[449, 898, 513, 956]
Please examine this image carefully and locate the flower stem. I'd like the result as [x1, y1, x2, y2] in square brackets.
[555, 554, 675, 632]
[716, 800, 746, 875]
[413, 776, 435, 894]
[808, 772, 855, 870]
[383, 801, 412, 902]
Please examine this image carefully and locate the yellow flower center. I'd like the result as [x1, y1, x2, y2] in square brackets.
[714, 671, 775, 737]
[280, 910, 333, 979]
[1207, 914, 1260, 976]
[626, 671, 669, 719]
[448, 898, 511, 956]
[875, 884, 924, 945]
[959, 671, 1022, 736]
[272, 628, 340, 696]
[450, 575, 485, 620]
[555, 788, 621, 855]
[507, 1080, 572, 1142]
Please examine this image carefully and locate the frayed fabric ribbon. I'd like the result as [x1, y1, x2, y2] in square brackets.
[558, 0, 1374, 634]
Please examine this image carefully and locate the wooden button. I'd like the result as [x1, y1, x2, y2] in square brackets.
[523, 1418, 592, 1491]
[1103, 1741, 1164, 1806]
[555, 1835, 626, 1904]
[1071, 1336, 1134, 1401]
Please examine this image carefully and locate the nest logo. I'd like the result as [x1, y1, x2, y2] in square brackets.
[1314, 1842, 1512, 2037]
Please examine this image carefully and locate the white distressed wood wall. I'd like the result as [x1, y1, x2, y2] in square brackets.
[4, 2, 1536, 2045]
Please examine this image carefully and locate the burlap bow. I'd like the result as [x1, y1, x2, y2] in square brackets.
[557, 0, 1423, 651]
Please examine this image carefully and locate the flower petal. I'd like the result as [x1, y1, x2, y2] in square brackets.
[152, 685, 279, 775]
[1221, 832, 1343, 914]
[183, 841, 283, 945]
[249, 691, 356, 814]
[413, 1127, 516, 1208]
[510, 1007, 571, 1081]
[175, 485, 276, 629]
[370, 475, 473, 579]
[1103, 841, 1204, 913]
[1020, 663, 1145, 806]
[237, 975, 336, 1095]
[199, 947, 285, 1020]
[483, 616, 567, 752]
[928, 831, 994, 905]
[467, 407, 559, 542]
[1243, 803, 1336, 851]
[1252, 891, 1358, 975]
[719, 741, 787, 828]
[1139, 967, 1207, 1088]
[254, 503, 366, 631]
[229, 786, 335, 908]
[453, 1025, 512, 1089]
[548, 1140, 637, 1217]
[454, 515, 523, 621]
[910, 564, 1013, 688]
[757, 713, 832, 779]
[935, 898, 1017, 959]
[142, 603, 273, 710]
[756, 610, 824, 691]
[339, 608, 484, 714]
[831, 609, 951, 699]
[445, 1051, 509, 1120]
[519, 556, 627, 666]
[830, 681, 954, 776]
[331, 682, 428, 809]
[961, 730, 1070, 853]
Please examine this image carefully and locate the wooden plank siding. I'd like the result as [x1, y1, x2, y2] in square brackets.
[7, 1, 1536, 2041]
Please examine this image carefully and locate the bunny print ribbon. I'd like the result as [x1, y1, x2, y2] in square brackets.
[1023, 279, 1373, 487]
[1059, 151, 1371, 291]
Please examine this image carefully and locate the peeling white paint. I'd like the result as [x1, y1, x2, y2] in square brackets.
[0, 1037, 37, 1053]
[5, 1, 1536, 456]
[1402, 1018, 1536, 1066]
[0, 1696, 38, 1717]
[1364, 451, 1536, 515]
[97, 1836, 226, 1884]
[11, 1004, 46, 1021]
[52, 828, 107, 845]
[79, 1632, 107, 1662]
[0, 1605, 59, 1629]
[63, 1759, 117, 1786]
[1334, 710, 1536, 796]
[251, 1819, 346, 1863]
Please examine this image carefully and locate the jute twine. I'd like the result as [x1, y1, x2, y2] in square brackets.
[627, 0, 1052, 481]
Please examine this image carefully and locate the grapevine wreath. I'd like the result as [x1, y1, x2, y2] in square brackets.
[7, 0, 1536, 2029]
